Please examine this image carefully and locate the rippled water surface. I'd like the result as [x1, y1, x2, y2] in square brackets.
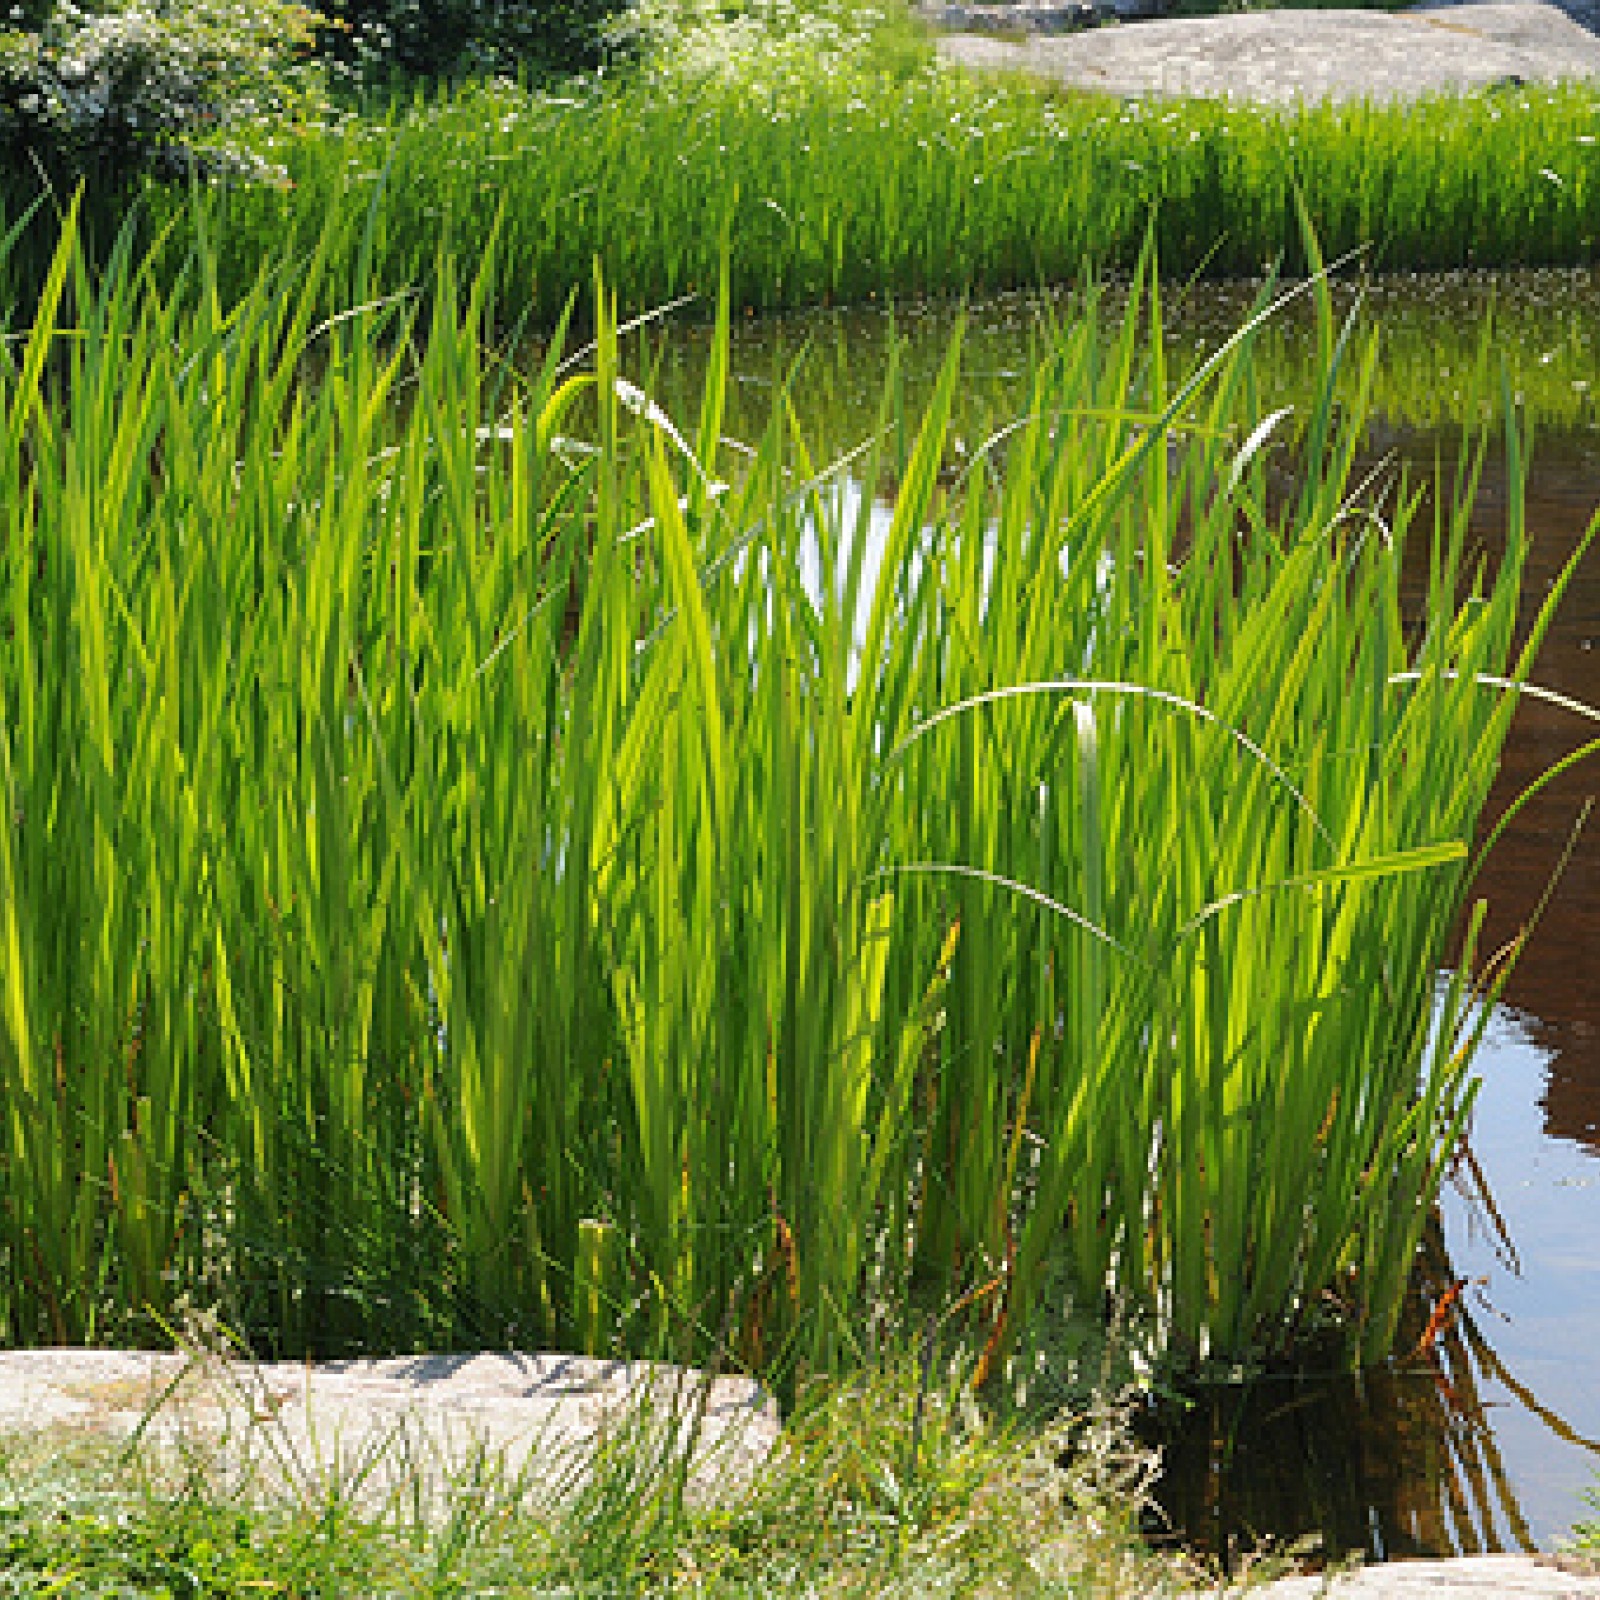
[638, 270, 1600, 1557]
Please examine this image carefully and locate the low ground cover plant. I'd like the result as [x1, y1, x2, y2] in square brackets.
[0, 1358, 1184, 1595]
[1, 201, 1586, 1392]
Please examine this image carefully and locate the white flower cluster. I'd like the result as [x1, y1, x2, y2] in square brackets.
[1, 0, 321, 177]
[630, 0, 920, 98]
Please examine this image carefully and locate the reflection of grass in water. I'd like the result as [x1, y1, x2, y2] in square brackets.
[1147, 1140, 1600, 1569]
[1143, 1213, 1540, 1567]
[0, 201, 1589, 1402]
[1398, 1218, 1535, 1558]
[636, 269, 1600, 455]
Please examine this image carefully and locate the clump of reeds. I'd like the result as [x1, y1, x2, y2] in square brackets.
[0, 202, 1587, 1386]
[84, 55, 1600, 328]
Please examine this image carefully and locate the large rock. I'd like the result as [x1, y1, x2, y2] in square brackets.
[933, 0, 1600, 104]
[1224, 1552, 1600, 1595]
[0, 1347, 779, 1517]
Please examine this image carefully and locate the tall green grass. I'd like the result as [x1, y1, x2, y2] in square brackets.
[73, 67, 1595, 328]
[5, 0, 1599, 324]
[0, 205, 1587, 1382]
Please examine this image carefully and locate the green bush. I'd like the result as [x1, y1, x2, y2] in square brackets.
[0, 0, 321, 190]
[317, 0, 638, 84]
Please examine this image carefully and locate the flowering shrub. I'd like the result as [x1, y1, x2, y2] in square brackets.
[631, 0, 929, 94]
[0, 0, 322, 186]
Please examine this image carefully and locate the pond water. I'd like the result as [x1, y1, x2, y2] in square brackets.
[636, 270, 1600, 1559]
[1149, 419, 1600, 1563]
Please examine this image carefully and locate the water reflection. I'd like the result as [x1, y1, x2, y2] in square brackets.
[1441, 426, 1600, 1163]
[643, 267, 1600, 454]
[1132, 404, 1600, 1555]
[1442, 1002, 1600, 1549]
[1538, 1016, 1600, 1150]
[1140, 1227, 1539, 1565]
[1146, 997, 1600, 1564]
[1125, 411, 1600, 1557]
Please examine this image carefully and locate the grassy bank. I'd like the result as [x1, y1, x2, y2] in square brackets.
[2, 198, 1582, 1385]
[99, 41, 1598, 327]
[4, 3, 1598, 326]
[0, 1364, 1183, 1596]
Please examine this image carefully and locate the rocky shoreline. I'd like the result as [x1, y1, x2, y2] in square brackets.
[931, 0, 1600, 105]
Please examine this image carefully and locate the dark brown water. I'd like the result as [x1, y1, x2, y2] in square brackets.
[1474, 429, 1600, 1160]
[639, 274, 1600, 1558]
[1148, 424, 1600, 1565]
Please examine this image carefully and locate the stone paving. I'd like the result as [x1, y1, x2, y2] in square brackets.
[933, 0, 1600, 104]
[0, 1346, 779, 1516]
[1224, 1552, 1600, 1595]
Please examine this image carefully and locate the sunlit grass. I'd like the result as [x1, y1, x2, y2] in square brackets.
[0, 1307, 1186, 1595]
[0, 1358, 1188, 1597]
[0, 199, 1589, 1389]
[85, 50, 1597, 329]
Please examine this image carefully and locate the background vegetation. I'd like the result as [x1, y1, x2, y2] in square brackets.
[0, 0, 322, 191]
[4, 0, 1599, 322]
[147, 66, 1600, 329]
[314, 0, 638, 87]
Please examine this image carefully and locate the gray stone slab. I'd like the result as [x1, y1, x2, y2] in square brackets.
[1224, 1552, 1600, 1595]
[934, 0, 1600, 104]
[0, 1347, 779, 1517]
